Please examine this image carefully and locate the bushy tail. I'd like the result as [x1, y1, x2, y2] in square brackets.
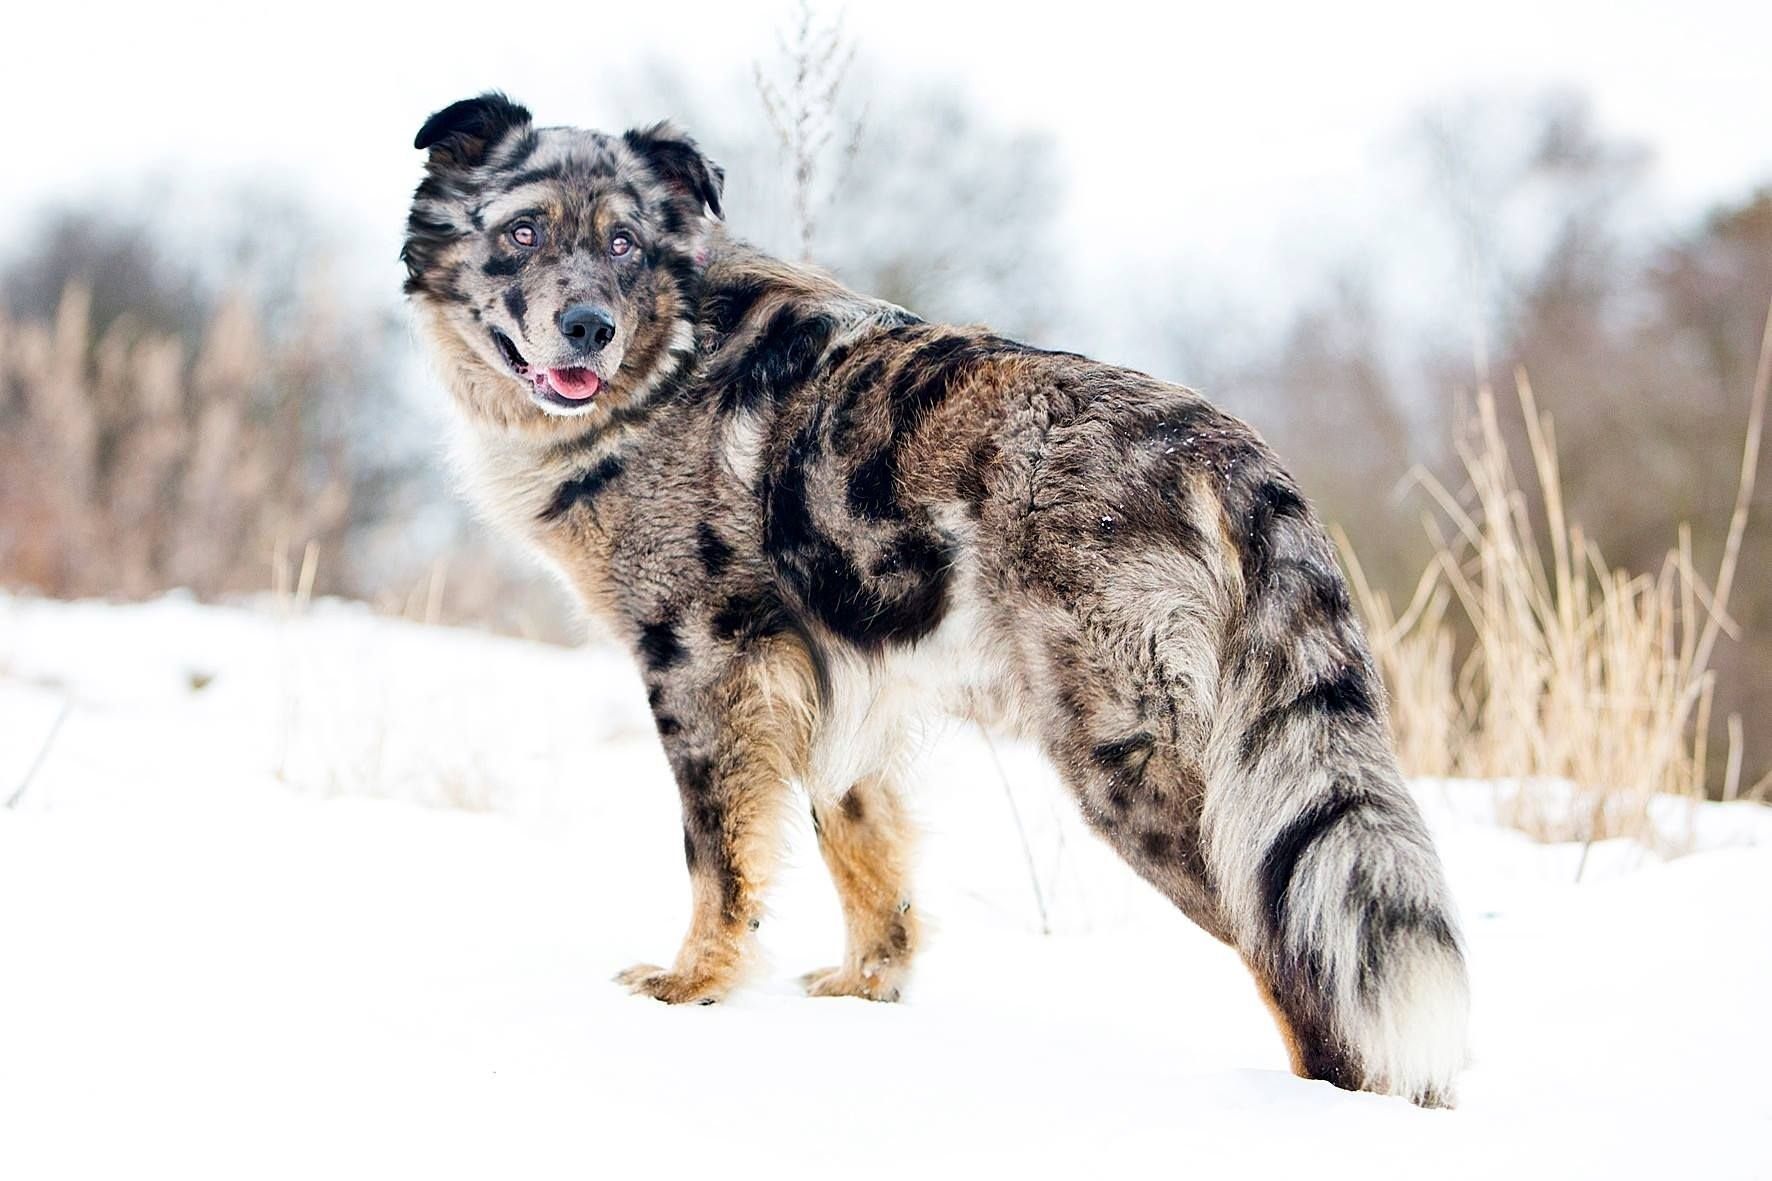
[1204, 485, 1470, 1106]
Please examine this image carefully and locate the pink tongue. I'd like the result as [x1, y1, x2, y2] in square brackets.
[546, 368, 601, 400]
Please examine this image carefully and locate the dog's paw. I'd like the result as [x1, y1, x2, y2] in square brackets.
[614, 963, 727, 1005]
[799, 965, 904, 1003]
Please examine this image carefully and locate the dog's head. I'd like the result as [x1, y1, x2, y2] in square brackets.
[403, 93, 723, 432]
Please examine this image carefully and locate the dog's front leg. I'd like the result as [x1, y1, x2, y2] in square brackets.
[616, 649, 809, 1004]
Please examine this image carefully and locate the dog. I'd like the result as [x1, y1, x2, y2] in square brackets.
[403, 93, 1470, 1107]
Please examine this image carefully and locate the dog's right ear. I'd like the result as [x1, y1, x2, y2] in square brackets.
[414, 92, 532, 168]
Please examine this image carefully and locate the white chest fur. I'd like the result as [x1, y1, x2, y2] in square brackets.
[800, 549, 1012, 801]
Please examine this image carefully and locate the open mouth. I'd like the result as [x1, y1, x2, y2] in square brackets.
[492, 329, 602, 409]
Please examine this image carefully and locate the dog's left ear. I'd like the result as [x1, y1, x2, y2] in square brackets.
[415, 92, 533, 168]
[624, 122, 725, 220]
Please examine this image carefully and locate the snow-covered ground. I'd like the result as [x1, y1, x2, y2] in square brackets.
[2, 594, 1769, 1179]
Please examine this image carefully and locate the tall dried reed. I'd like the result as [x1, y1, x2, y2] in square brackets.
[1341, 306, 1771, 848]
[0, 283, 355, 599]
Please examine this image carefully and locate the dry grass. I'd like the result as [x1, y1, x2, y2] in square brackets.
[1340, 305, 1771, 850]
[0, 283, 360, 600]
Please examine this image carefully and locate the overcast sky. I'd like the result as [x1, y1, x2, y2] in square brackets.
[3, 0, 1768, 343]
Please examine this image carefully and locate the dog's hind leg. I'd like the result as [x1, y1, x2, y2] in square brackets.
[801, 770, 921, 1002]
[996, 391, 1467, 1104]
[1028, 606, 1236, 947]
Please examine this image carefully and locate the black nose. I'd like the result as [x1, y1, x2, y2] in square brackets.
[559, 304, 616, 354]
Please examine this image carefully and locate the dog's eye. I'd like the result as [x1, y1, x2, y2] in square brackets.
[510, 222, 538, 249]
[609, 232, 633, 258]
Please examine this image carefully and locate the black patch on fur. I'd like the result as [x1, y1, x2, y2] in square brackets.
[497, 130, 541, 173]
[1240, 665, 1377, 766]
[502, 285, 528, 332]
[844, 353, 892, 396]
[1259, 793, 1364, 937]
[839, 791, 865, 822]
[414, 92, 532, 163]
[1284, 557, 1354, 623]
[715, 306, 836, 414]
[503, 163, 565, 189]
[624, 122, 726, 218]
[1134, 402, 1298, 580]
[787, 614, 833, 709]
[658, 248, 702, 292]
[701, 277, 772, 341]
[1138, 829, 1172, 860]
[709, 597, 755, 642]
[654, 714, 682, 737]
[406, 211, 455, 239]
[674, 751, 734, 919]
[481, 253, 528, 279]
[1095, 736, 1154, 815]
[1093, 734, 1154, 776]
[1098, 477, 1212, 566]
[886, 334, 974, 434]
[680, 756, 714, 800]
[820, 340, 856, 377]
[867, 529, 950, 634]
[1352, 882, 1459, 1000]
[762, 421, 951, 651]
[709, 592, 792, 646]
[538, 455, 625, 521]
[845, 452, 900, 519]
[638, 616, 685, 672]
[1235, 478, 1310, 592]
[829, 358, 887, 450]
[696, 524, 733, 578]
[842, 333, 1007, 522]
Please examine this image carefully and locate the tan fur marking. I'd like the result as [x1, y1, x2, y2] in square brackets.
[1246, 956, 1311, 1078]
[801, 772, 922, 1002]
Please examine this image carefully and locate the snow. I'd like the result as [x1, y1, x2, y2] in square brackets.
[2, 593, 1769, 1179]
